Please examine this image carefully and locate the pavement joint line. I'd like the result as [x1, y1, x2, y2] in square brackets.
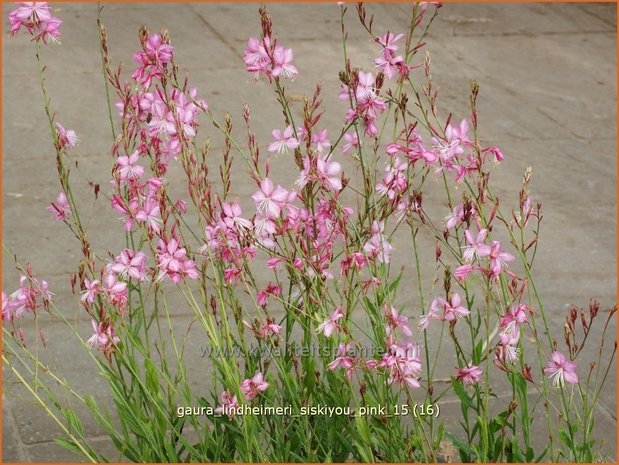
[591, 395, 617, 422]
[449, 30, 615, 38]
[3, 396, 32, 462]
[187, 3, 241, 59]
[575, 5, 617, 28]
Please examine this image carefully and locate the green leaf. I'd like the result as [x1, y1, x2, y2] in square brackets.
[388, 273, 403, 294]
[558, 429, 574, 449]
[473, 339, 484, 364]
[63, 408, 84, 437]
[511, 436, 525, 462]
[526, 445, 535, 462]
[534, 445, 549, 462]
[54, 437, 85, 458]
[444, 431, 473, 457]
[144, 358, 159, 395]
[434, 423, 445, 449]
[451, 379, 474, 410]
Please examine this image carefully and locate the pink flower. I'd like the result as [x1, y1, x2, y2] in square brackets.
[241, 371, 269, 401]
[252, 178, 289, 218]
[363, 221, 393, 264]
[103, 273, 127, 311]
[256, 282, 282, 307]
[156, 238, 199, 283]
[317, 306, 344, 337]
[271, 45, 298, 78]
[214, 390, 240, 418]
[243, 36, 271, 78]
[148, 100, 176, 136]
[268, 126, 299, 155]
[12, 3, 52, 23]
[379, 342, 422, 389]
[499, 303, 530, 337]
[224, 267, 241, 285]
[384, 306, 413, 337]
[455, 364, 483, 385]
[266, 257, 284, 270]
[222, 201, 252, 230]
[46, 192, 71, 221]
[417, 312, 432, 331]
[316, 156, 342, 191]
[432, 293, 470, 322]
[327, 342, 356, 379]
[243, 318, 282, 340]
[4, 274, 54, 319]
[110, 195, 138, 232]
[132, 34, 174, 87]
[483, 146, 504, 162]
[311, 129, 331, 154]
[144, 33, 174, 65]
[454, 264, 476, 281]
[444, 203, 465, 230]
[256, 319, 282, 339]
[355, 71, 377, 102]
[33, 15, 63, 44]
[488, 240, 515, 277]
[376, 157, 408, 200]
[2, 292, 16, 321]
[496, 330, 520, 363]
[462, 229, 490, 262]
[116, 151, 144, 182]
[87, 319, 120, 353]
[55, 123, 78, 149]
[8, 3, 61, 43]
[340, 252, 367, 276]
[341, 132, 360, 154]
[445, 119, 472, 147]
[544, 351, 578, 387]
[108, 249, 148, 281]
[375, 32, 404, 54]
[375, 50, 405, 80]
[80, 279, 101, 305]
[135, 196, 162, 233]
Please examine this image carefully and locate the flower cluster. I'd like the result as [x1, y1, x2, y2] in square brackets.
[115, 85, 206, 171]
[494, 303, 531, 365]
[86, 319, 121, 355]
[8, 2, 61, 44]
[325, 304, 422, 389]
[156, 237, 199, 284]
[340, 71, 386, 137]
[387, 119, 504, 184]
[420, 293, 470, 330]
[132, 33, 174, 88]
[214, 371, 269, 419]
[373, 32, 411, 80]
[243, 36, 298, 81]
[3, 271, 53, 321]
[80, 273, 127, 314]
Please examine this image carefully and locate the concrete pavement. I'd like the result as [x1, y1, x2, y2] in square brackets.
[2, 3, 616, 461]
